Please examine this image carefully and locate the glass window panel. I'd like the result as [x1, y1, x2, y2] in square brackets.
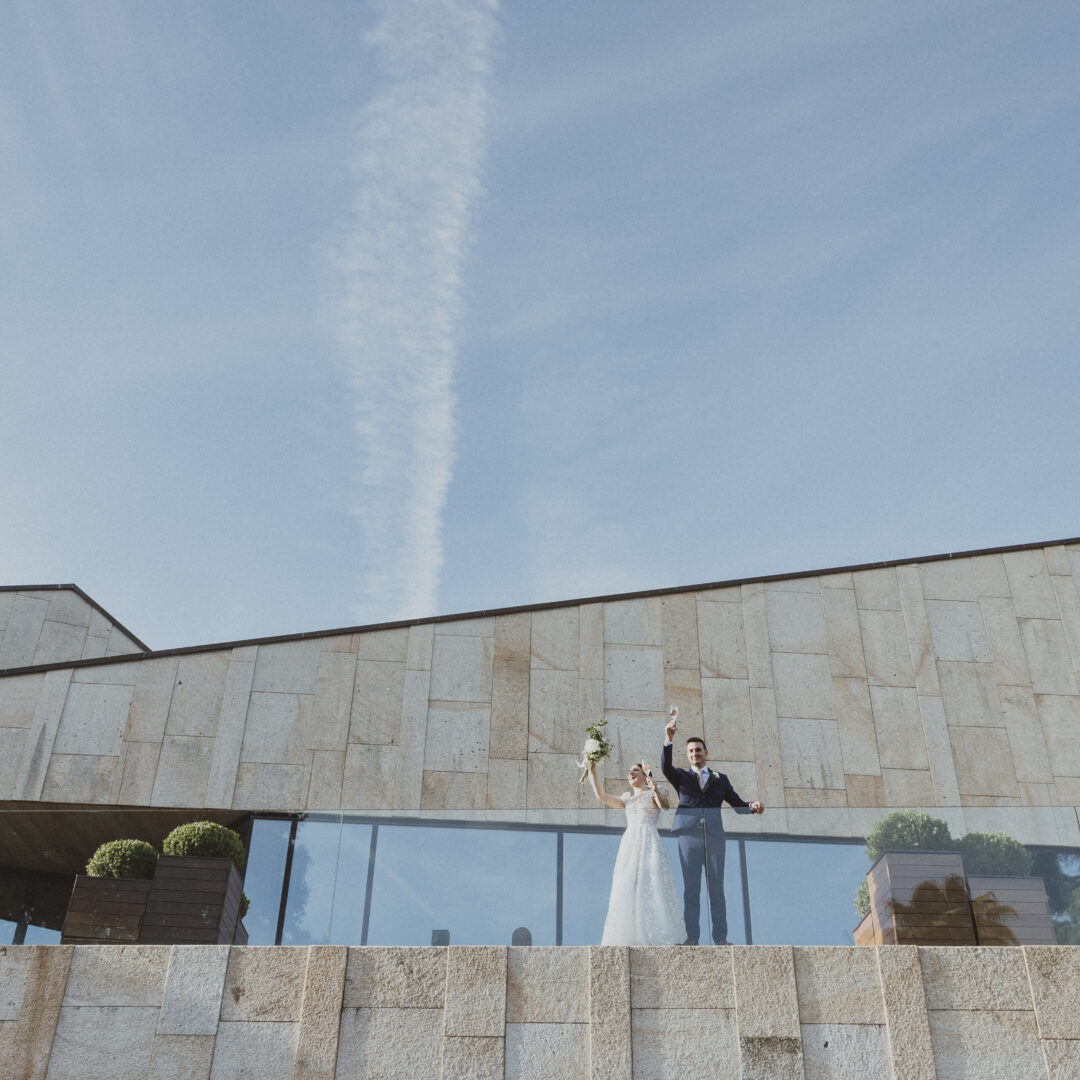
[23, 924, 61, 944]
[0, 919, 16, 945]
[328, 820, 373, 945]
[365, 825, 556, 946]
[744, 839, 866, 944]
[243, 817, 293, 945]
[281, 817, 344, 945]
[660, 831, 747, 945]
[561, 831, 621, 945]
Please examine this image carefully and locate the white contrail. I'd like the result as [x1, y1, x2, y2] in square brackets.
[336, 0, 498, 621]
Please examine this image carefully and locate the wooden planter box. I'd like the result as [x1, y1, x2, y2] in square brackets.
[61, 876, 152, 944]
[61, 856, 246, 946]
[139, 855, 244, 945]
[858, 850, 976, 946]
[967, 875, 1057, 946]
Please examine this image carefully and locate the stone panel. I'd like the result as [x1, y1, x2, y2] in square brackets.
[0, 672, 44, 728]
[875, 946, 934, 1080]
[504, 948, 588, 1023]
[742, 585, 773, 689]
[631, 1006, 738, 1080]
[209, 1020, 298, 1080]
[441, 1035, 505, 1080]
[1037, 694, 1080, 778]
[407, 624, 435, 670]
[14, 667, 73, 800]
[63, 944, 168, 1006]
[603, 598, 662, 647]
[343, 947, 447, 1009]
[979, 596, 1031, 687]
[1019, 619, 1079, 695]
[494, 612, 531, 664]
[308, 650, 356, 751]
[919, 948, 1032, 1011]
[349, 659, 404, 746]
[486, 758, 527, 809]
[307, 750, 346, 809]
[766, 590, 827, 655]
[443, 947, 506, 1038]
[336, 1008, 443, 1080]
[971, 552, 1012, 597]
[919, 558, 977, 601]
[147, 1034, 215, 1080]
[241, 691, 305, 765]
[47, 1004, 159, 1080]
[822, 587, 865, 679]
[166, 652, 229, 737]
[603, 647, 665, 712]
[772, 652, 835, 720]
[1025, 946, 1080, 1039]
[928, 1009, 1043, 1080]
[0, 593, 47, 668]
[882, 768, 936, 805]
[859, 609, 915, 687]
[232, 761, 306, 809]
[429, 634, 494, 702]
[702, 678, 754, 763]
[696, 600, 747, 680]
[590, 947, 632, 1080]
[778, 717, 845, 791]
[341, 745, 399, 810]
[937, 661, 1003, 727]
[948, 726, 1019, 798]
[661, 594, 700, 670]
[126, 658, 179, 743]
[293, 946, 348, 1080]
[531, 608, 579, 671]
[869, 686, 928, 770]
[1003, 549, 1059, 619]
[151, 735, 214, 806]
[832, 677, 880, 777]
[801, 1023, 889, 1080]
[424, 703, 490, 772]
[157, 945, 230, 1036]
[252, 639, 322, 694]
[732, 945, 800, 1039]
[220, 946, 306, 1021]
[579, 604, 604, 678]
[528, 668, 581, 754]
[998, 685, 1053, 783]
[491, 660, 529, 760]
[505, 1024, 587, 1080]
[52, 681, 132, 757]
[355, 628, 408, 662]
[749, 686, 786, 809]
[630, 947, 734, 1010]
[853, 567, 901, 611]
[897, 564, 941, 697]
[420, 770, 487, 810]
[925, 600, 991, 663]
[41, 753, 119, 804]
[1044, 1039, 1080, 1080]
[526, 753, 587, 810]
[793, 947, 884, 1024]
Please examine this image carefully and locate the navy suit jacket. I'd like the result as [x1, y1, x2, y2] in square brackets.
[661, 742, 751, 835]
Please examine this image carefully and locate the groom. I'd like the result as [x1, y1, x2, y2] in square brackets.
[662, 709, 764, 945]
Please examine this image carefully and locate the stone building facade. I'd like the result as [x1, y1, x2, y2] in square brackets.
[2, 536, 1080, 1077]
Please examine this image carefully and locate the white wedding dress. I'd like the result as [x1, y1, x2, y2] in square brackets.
[600, 790, 685, 946]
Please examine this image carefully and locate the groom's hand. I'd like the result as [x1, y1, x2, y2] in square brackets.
[665, 709, 678, 741]
[750, 801, 764, 814]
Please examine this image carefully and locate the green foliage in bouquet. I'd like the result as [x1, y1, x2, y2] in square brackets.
[957, 831, 1033, 877]
[163, 821, 246, 870]
[86, 839, 158, 880]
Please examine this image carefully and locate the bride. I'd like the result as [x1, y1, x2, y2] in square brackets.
[587, 759, 684, 945]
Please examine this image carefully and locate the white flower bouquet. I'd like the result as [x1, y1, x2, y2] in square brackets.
[577, 717, 614, 784]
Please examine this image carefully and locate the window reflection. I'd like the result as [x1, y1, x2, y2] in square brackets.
[281, 818, 348, 946]
[243, 818, 291, 945]
[365, 825, 557, 946]
[743, 838, 868, 945]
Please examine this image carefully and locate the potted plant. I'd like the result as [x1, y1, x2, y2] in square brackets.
[61, 840, 158, 944]
[139, 822, 249, 945]
[852, 811, 975, 946]
[959, 831, 1054, 945]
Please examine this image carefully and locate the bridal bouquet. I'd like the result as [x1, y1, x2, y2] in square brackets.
[577, 717, 613, 784]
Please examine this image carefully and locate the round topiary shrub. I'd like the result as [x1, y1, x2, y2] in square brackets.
[163, 821, 246, 870]
[239, 892, 250, 920]
[864, 810, 955, 863]
[958, 831, 1034, 877]
[86, 839, 158, 879]
[854, 878, 870, 918]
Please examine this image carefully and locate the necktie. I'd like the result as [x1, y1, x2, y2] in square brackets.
[698, 769, 707, 790]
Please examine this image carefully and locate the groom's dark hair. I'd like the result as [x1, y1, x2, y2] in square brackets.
[685, 736, 707, 752]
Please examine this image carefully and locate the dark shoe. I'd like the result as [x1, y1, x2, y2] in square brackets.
[680, 939, 699, 946]
[713, 940, 731, 946]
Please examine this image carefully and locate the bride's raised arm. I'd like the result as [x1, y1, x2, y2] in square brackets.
[644, 769, 668, 810]
[588, 760, 626, 809]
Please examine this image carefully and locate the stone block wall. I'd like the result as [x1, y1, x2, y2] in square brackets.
[3, 944, 1080, 1079]
[0, 587, 144, 670]
[2, 543, 1080, 836]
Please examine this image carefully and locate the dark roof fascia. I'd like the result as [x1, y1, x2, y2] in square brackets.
[0, 583, 151, 652]
[2, 533, 1077, 679]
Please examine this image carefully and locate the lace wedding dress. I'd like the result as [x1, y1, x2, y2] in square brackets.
[600, 790, 685, 945]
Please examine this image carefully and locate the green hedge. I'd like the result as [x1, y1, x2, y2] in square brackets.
[864, 810, 954, 863]
[86, 839, 158, 880]
[957, 831, 1033, 877]
[162, 821, 246, 870]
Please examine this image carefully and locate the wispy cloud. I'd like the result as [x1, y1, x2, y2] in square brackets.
[334, 0, 498, 621]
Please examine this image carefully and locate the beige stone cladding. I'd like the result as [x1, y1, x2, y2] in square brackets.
[4, 944, 1080, 1078]
[0, 587, 145, 670]
[2, 541, 1080, 830]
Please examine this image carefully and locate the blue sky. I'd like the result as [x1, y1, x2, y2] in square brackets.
[3, 0, 1079, 650]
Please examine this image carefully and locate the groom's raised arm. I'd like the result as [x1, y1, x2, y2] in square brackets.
[661, 741, 681, 791]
